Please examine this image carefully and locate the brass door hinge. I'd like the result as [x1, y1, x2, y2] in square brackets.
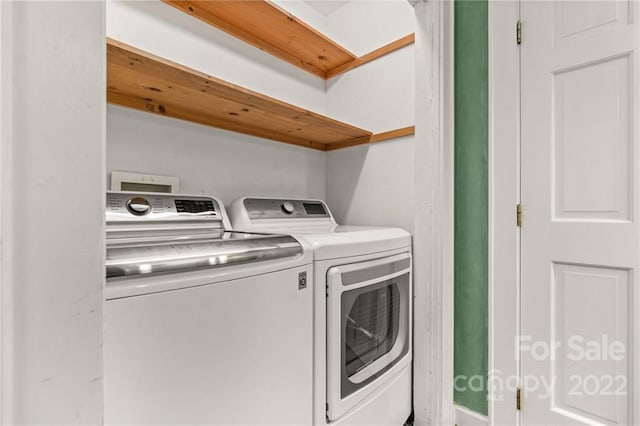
[516, 387, 522, 410]
[517, 203, 522, 227]
[517, 20, 522, 45]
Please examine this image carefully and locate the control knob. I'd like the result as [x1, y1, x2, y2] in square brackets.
[126, 197, 152, 216]
[281, 201, 295, 214]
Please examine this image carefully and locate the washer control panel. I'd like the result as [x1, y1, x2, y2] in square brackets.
[244, 198, 330, 219]
[107, 192, 220, 221]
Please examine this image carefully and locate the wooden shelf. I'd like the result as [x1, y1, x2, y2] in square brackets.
[107, 38, 375, 150]
[325, 126, 416, 151]
[161, 0, 414, 79]
[162, 0, 356, 78]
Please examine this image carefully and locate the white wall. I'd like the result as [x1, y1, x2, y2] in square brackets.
[326, 135, 415, 231]
[108, 105, 326, 205]
[324, 0, 415, 56]
[325, 0, 415, 232]
[2, 2, 105, 423]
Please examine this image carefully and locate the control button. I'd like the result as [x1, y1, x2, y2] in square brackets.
[281, 201, 295, 214]
[126, 197, 152, 216]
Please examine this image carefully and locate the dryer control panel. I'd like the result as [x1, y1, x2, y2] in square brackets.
[244, 198, 331, 219]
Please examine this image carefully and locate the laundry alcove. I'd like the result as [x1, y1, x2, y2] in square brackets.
[106, 0, 417, 232]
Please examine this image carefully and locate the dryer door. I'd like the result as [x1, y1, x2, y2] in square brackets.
[326, 252, 412, 421]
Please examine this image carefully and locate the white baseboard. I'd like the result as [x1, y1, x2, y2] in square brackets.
[454, 405, 488, 426]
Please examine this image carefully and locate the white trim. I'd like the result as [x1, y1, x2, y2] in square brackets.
[0, 2, 14, 422]
[455, 405, 489, 426]
[413, 1, 455, 425]
[488, 1, 520, 426]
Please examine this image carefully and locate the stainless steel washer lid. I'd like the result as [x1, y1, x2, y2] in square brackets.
[106, 231, 302, 279]
[105, 191, 303, 279]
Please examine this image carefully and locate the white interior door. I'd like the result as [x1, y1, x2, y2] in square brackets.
[520, 1, 639, 424]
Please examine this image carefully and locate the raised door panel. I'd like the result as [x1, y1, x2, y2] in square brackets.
[552, 263, 630, 424]
[553, 55, 632, 221]
[554, 0, 629, 46]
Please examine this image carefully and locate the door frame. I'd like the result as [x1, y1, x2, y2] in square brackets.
[412, 0, 455, 425]
[0, 1, 14, 422]
[488, 1, 520, 425]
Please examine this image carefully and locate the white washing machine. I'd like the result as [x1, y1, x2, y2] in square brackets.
[104, 191, 313, 425]
[229, 197, 413, 426]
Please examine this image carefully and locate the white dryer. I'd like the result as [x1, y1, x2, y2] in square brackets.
[104, 192, 313, 425]
[229, 197, 412, 426]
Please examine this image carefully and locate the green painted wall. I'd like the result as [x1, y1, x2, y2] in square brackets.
[453, 0, 489, 416]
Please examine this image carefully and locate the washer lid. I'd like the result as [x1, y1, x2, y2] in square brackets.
[106, 231, 303, 279]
